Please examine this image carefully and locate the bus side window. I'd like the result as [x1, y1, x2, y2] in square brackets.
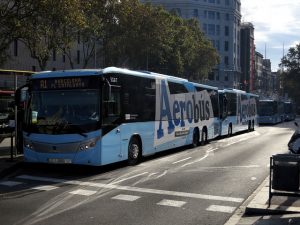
[103, 84, 121, 125]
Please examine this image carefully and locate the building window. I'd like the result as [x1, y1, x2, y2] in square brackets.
[217, 0, 220, 3]
[224, 72, 229, 81]
[224, 41, 229, 51]
[77, 50, 80, 64]
[216, 25, 220, 35]
[224, 56, 229, 65]
[217, 12, 220, 20]
[193, 9, 199, 17]
[208, 11, 215, 19]
[202, 23, 207, 33]
[208, 24, 215, 35]
[226, 13, 230, 20]
[208, 0, 215, 3]
[204, 10, 207, 18]
[14, 39, 18, 56]
[225, 26, 229, 36]
[225, 0, 230, 5]
[215, 40, 220, 50]
[32, 66, 36, 71]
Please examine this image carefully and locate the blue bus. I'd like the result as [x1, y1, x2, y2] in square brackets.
[284, 101, 296, 121]
[19, 67, 222, 166]
[219, 89, 258, 136]
[258, 100, 284, 124]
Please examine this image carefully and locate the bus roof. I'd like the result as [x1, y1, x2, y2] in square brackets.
[191, 82, 218, 90]
[31, 67, 190, 83]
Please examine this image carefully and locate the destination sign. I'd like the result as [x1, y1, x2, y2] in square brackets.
[33, 77, 98, 90]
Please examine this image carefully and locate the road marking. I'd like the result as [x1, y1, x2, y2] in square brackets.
[181, 153, 209, 168]
[17, 175, 244, 203]
[32, 185, 58, 191]
[0, 181, 23, 187]
[157, 199, 186, 208]
[69, 189, 97, 196]
[111, 172, 149, 184]
[112, 194, 141, 201]
[172, 157, 192, 164]
[206, 205, 236, 213]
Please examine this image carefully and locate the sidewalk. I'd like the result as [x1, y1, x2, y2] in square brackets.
[227, 178, 300, 225]
[0, 137, 23, 178]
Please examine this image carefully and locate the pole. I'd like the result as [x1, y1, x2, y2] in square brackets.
[14, 72, 17, 157]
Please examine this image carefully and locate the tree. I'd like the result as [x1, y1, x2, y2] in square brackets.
[0, 0, 34, 65]
[19, 0, 85, 70]
[279, 43, 300, 107]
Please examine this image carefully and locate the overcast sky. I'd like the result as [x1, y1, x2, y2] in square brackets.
[241, 0, 300, 71]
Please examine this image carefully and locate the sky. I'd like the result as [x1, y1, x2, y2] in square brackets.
[241, 0, 300, 71]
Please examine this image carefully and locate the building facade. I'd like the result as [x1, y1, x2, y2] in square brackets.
[2, 39, 101, 72]
[240, 22, 255, 92]
[141, 0, 242, 89]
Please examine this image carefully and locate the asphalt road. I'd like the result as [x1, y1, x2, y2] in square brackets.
[0, 121, 297, 225]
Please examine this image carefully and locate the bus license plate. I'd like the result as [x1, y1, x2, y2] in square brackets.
[48, 158, 72, 164]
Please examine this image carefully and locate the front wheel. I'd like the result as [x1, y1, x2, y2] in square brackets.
[128, 137, 141, 166]
[228, 125, 232, 137]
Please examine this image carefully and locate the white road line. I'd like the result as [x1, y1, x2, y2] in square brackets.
[32, 185, 58, 191]
[17, 175, 244, 203]
[111, 172, 149, 184]
[69, 189, 97, 196]
[157, 199, 186, 208]
[172, 157, 192, 164]
[112, 194, 141, 202]
[181, 153, 209, 168]
[206, 205, 236, 213]
[0, 181, 23, 187]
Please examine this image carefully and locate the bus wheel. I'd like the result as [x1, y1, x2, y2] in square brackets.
[201, 129, 208, 146]
[128, 137, 141, 166]
[228, 125, 232, 137]
[192, 128, 200, 147]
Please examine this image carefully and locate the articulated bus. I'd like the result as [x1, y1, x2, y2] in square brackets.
[18, 67, 223, 166]
[219, 89, 258, 136]
[258, 100, 284, 124]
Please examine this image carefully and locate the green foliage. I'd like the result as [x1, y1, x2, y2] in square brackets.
[2, 0, 219, 79]
[280, 43, 300, 107]
[0, 0, 34, 65]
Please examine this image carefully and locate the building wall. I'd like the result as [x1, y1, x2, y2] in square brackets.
[141, 0, 242, 89]
[2, 39, 101, 72]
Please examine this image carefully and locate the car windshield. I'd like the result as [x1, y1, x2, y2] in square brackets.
[26, 89, 100, 134]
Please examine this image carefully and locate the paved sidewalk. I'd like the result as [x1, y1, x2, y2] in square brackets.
[227, 178, 300, 225]
[0, 137, 23, 178]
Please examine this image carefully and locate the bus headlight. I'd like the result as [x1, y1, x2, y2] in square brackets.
[79, 137, 100, 151]
[24, 139, 34, 150]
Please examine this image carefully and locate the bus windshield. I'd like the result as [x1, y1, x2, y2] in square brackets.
[258, 102, 276, 116]
[26, 87, 100, 135]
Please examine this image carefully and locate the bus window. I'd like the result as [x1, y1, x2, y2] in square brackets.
[103, 85, 121, 125]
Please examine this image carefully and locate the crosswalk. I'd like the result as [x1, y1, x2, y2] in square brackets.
[0, 175, 242, 213]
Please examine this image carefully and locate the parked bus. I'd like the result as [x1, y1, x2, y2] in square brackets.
[219, 89, 258, 136]
[258, 100, 284, 124]
[0, 90, 15, 133]
[18, 67, 223, 166]
[284, 101, 296, 121]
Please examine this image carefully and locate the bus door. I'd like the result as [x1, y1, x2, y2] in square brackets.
[15, 85, 30, 153]
[220, 94, 229, 136]
[102, 80, 123, 162]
